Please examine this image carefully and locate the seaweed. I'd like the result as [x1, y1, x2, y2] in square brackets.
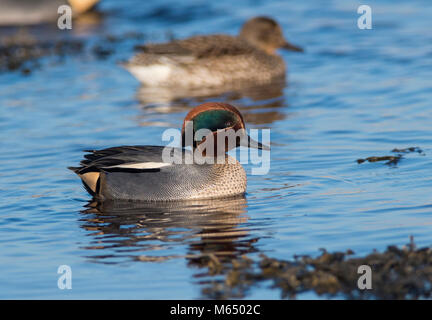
[200, 237, 432, 299]
[0, 30, 149, 74]
[357, 146, 425, 166]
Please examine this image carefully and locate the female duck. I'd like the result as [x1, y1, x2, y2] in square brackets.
[124, 16, 303, 87]
[69, 102, 269, 201]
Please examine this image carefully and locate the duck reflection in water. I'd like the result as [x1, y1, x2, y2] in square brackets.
[136, 78, 288, 127]
[80, 196, 259, 269]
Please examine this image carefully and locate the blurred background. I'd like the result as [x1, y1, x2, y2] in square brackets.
[0, 0, 431, 299]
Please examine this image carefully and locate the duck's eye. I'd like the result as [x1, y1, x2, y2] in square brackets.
[225, 121, 233, 127]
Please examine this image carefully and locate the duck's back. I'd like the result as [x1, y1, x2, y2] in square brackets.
[125, 35, 285, 87]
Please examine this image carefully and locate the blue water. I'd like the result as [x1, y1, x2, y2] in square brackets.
[0, 0, 431, 299]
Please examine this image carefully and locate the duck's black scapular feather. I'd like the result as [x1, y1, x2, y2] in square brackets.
[69, 145, 182, 175]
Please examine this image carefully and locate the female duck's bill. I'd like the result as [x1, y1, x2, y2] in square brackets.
[69, 102, 270, 202]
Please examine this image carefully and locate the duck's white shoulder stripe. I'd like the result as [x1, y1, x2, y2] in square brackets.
[106, 162, 172, 169]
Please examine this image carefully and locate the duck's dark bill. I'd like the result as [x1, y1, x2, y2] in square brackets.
[240, 135, 270, 150]
[282, 41, 304, 52]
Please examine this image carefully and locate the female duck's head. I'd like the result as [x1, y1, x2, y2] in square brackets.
[239, 16, 303, 55]
[181, 102, 269, 157]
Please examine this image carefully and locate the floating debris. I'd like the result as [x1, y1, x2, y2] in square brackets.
[356, 155, 402, 165]
[357, 146, 424, 165]
[0, 30, 158, 74]
[200, 238, 432, 299]
[0, 38, 83, 74]
[391, 147, 424, 154]
[92, 44, 114, 59]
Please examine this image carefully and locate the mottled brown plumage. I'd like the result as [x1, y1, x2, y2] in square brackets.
[124, 17, 303, 87]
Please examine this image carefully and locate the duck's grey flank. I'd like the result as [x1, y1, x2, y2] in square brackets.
[69, 146, 246, 201]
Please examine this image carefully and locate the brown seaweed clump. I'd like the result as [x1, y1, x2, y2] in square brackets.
[0, 33, 84, 74]
[0, 30, 146, 74]
[357, 146, 424, 165]
[200, 238, 432, 299]
[356, 155, 402, 165]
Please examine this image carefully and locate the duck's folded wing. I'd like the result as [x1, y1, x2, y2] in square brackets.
[68, 146, 184, 196]
[131, 40, 195, 66]
[135, 41, 192, 56]
[69, 146, 182, 174]
[130, 35, 254, 65]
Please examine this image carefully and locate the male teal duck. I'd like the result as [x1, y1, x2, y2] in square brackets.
[0, 0, 99, 25]
[69, 102, 269, 201]
[124, 16, 303, 87]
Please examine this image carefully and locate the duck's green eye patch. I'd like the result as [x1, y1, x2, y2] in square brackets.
[193, 110, 237, 133]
